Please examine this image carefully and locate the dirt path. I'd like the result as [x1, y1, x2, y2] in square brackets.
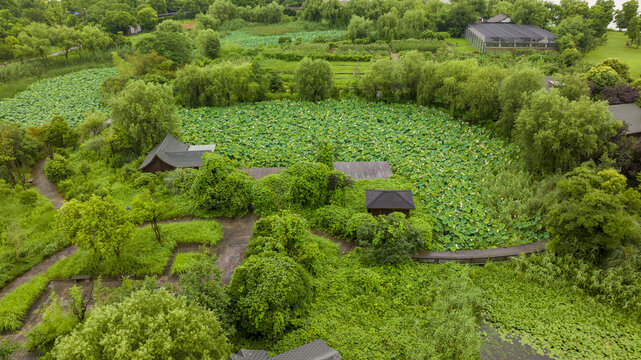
[30, 158, 64, 209]
[216, 214, 258, 284]
[0, 246, 77, 301]
[1, 47, 80, 67]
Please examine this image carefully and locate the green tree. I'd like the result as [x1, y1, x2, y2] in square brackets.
[156, 19, 183, 32]
[314, 141, 334, 167]
[438, 2, 478, 38]
[545, 163, 641, 261]
[586, 64, 626, 94]
[0, 122, 40, 188]
[294, 58, 333, 101]
[102, 10, 136, 33]
[348, 14, 374, 41]
[130, 190, 165, 243]
[146, 0, 167, 13]
[196, 29, 220, 59]
[135, 31, 193, 63]
[44, 154, 73, 183]
[514, 90, 621, 174]
[80, 25, 112, 56]
[50, 289, 232, 359]
[461, 64, 506, 124]
[301, 0, 323, 22]
[78, 111, 108, 139]
[556, 15, 597, 52]
[599, 58, 632, 81]
[195, 13, 220, 30]
[17, 23, 51, 63]
[190, 153, 253, 216]
[41, 115, 79, 154]
[110, 80, 179, 154]
[589, 0, 615, 37]
[511, 0, 549, 27]
[553, 73, 591, 101]
[626, 16, 641, 47]
[178, 250, 230, 328]
[229, 253, 311, 338]
[615, 0, 639, 30]
[321, 0, 346, 27]
[57, 195, 134, 259]
[401, 9, 427, 39]
[377, 10, 400, 41]
[208, 0, 237, 21]
[137, 7, 158, 30]
[51, 25, 81, 63]
[497, 66, 544, 137]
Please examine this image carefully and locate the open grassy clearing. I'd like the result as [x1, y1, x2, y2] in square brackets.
[584, 30, 641, 78]
[445, 37, 477, 53]
[179, 99, 547, 250]
[0, 187, 68, 289]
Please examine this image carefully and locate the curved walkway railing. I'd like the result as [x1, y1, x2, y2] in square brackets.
[412, 240, 547, 264]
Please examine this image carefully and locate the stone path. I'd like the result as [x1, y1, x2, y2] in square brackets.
[30, 158, 64, 209]
[216, 214, 259, 284]
[0, 246, 77, 301]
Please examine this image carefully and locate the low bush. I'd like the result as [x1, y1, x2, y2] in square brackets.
[44, 154, 74, 183]
[171, 253, 201, 275]
[358, 212, 433, 264]
[25, 294, 79, 354]
[0, 274, 50, 332]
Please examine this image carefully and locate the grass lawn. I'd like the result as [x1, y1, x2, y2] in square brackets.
[585, 30, 641, 78]
[445, 38, 477, 53]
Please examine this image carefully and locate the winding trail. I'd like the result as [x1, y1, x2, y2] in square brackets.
[30, 158, 64, 209]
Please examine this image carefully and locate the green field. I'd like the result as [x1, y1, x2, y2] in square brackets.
[445, 37, 477, 53]
[0, 68, 116, 126]
[179, 100, 548, 250]
[585, 30, 641, 78]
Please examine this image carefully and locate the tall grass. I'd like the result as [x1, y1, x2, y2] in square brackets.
[0, 274, 49, 332]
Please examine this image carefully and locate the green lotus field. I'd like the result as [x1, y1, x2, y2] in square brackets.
[179, 100, 548, 250]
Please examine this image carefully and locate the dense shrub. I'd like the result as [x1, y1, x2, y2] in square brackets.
[50, 289, 232, 359]
[44, 154, 74, 183]
[544, 163, 641, 261]
[229, 253, 312, 339]
[190, 153, 253, 217]
[196, 29, 221, 59]
[600, 84, 640, 105]
[358, 212, 433, 264]
[26, 295, 79, 354]
[282, 161, 335, 209]
[246, 212, 336, 274]
[174, 62, 266, 107]
[294, 58, 333, 101]
[135, 31, 193, 64]
[514, 90, 620, 174]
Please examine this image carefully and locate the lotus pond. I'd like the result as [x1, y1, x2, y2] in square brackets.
[179, 100, 549, 250]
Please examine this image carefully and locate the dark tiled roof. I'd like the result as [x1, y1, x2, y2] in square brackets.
[366, 189, 415, 210]
[467, 23, 556, 43]
[139, 134, 215, 170]
[608, 103, 641, 135]
[484, 13, 511, 23]
[230, 349, 269, 360]
[270, 339, 341, 360]
[241, 162, 393, 181]
[333, 161, 392, 180]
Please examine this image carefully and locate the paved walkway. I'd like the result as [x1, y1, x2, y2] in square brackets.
[30, 158, 64, 209]
[412, 240, 547, 264]
[216, 214, 258, 284]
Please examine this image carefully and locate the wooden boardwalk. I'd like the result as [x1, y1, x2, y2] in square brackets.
[241, 161, 393, 181]
[412, 240, 547, 264]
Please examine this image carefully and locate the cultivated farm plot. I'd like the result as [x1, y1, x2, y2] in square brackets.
[179, 100, 548, 250]
[221, 30, 347, 48]
[0, 68, 116, 126]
